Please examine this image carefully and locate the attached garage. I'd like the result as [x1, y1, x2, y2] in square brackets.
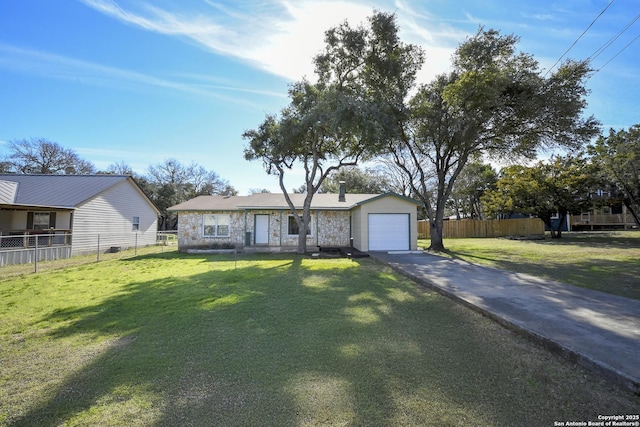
[368, 214, 410, 251]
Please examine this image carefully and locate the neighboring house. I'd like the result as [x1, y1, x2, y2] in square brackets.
[571, 203, 637, 231]
[168, 190, 421, 252]
[0, 174, 159, 264]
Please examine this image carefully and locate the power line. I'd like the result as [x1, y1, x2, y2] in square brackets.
[544, 0, 616, 77]
[594, 32, 640, 73]
[587, 13, 640, 63]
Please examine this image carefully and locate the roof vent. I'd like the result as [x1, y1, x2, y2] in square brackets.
[338, 181, 346, 202]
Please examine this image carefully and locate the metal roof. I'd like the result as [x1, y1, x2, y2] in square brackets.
[0, 180, 18, 204]
[0, 174, 142, 208]
[168, 192, 421, 211]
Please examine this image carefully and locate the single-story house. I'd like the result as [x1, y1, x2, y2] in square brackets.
[168, 190, 421, 252]
[0, 174, 159, 265]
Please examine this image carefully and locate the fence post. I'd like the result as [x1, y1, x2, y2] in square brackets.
[135, 233, 138, 256]
[34, 235, 38, 273]
[97, 234, 100, 262]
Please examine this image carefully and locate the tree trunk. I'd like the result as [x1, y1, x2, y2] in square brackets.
[428, 191, 449, 251]
[297, 231, 307, 254]
[429, 220, 446, 251]
[624, 200, 640, 227]
[555, 211, 568, 238]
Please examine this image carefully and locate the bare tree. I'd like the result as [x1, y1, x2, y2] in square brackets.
[105, 160, 135, 175]
[145, 158, 236, 229]
[4, 138, 95, 174]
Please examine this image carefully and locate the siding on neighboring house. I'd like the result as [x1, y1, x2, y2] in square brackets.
[72, 180, 158, 254]
[0, 180, 18, 204]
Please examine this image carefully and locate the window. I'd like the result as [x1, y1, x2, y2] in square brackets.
[203, 214, 230, 237]
[33, 212, 50, 230]
[287, 215, 310, 235]
[27, 211, 55, 230]
[132, 216, 140, 231]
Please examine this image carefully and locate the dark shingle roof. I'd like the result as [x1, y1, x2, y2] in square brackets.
[0, 174, 132, 208]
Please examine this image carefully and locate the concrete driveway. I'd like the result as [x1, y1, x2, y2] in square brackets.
[372, 251, 640, 394]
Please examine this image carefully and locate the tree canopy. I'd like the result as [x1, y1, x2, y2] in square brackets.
[244, 12, 424, 253]
[320, 166, 390, 194]
[144, 158, 236, 229]
[588, 124, 640, 227]
[483, 154, 595, 238]
[2, 138, 96, 174]
[389, 28, 600, 250]
[446, 161, 497, 220]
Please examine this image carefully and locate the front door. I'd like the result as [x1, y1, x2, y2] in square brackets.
[255, 214, 269, 245]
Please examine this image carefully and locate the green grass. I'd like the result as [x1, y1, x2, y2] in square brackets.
[420, 231, 640, 300]
[1, 252, 637, 426]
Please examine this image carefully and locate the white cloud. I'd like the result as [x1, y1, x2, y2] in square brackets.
[0, 42, 276, 106]
[79, 0, 460, 84]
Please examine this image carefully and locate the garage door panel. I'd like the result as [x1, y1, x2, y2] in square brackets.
[369, 214, 409, 251]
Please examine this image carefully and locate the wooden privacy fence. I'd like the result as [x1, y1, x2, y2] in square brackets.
[418, 218, 545, 239]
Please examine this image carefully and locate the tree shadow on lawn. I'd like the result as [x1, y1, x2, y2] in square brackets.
[517, 233, 640, 250]
[448, 250, 640, 300]
[11, 255, 637, 426]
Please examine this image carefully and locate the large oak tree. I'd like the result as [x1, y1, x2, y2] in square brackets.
[244, 12, 423, 253]
[390, 29, 600, 250]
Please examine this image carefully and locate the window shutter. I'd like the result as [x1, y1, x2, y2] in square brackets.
[49, 212, 57, 228]
[27, 212, 34, 229]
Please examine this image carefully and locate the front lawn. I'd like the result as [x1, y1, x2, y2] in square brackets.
[1, 252, 637, 426]
[420, 231, 640, 300]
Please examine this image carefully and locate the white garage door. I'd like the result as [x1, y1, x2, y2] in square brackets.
[368, 214, 410, 251]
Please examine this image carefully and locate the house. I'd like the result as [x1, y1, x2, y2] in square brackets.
[571, 198, 637, 231]
[0, 174, 160, 265]
[168, 190, 421, 252]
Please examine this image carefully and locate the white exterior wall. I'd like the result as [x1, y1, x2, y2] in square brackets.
[71, 180, 158, 255]
[352, 197, 418, 252]
[0, 210, 24, 229]
[0, 209, 72, 231]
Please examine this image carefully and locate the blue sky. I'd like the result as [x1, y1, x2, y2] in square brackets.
[1, 0, 638, 195]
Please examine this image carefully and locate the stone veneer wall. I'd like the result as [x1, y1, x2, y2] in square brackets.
[177, 209, 352, 251]
[316, 210, 351, 247]
[176, 211, 245, 248]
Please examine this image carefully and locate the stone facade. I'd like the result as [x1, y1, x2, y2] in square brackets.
[176, 209, 352, 251]
[176, 211, 245, 248]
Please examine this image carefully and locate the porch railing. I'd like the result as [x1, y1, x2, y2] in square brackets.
[573, 214, 636, 226]
[0, 229, 72, 249]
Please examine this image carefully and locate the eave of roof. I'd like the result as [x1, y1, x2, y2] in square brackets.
[0, 203, 74, 210]
[168, 192, 422, 211]
[354, 192, 424, 206]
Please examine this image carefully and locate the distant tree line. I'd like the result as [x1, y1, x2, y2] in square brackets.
[0, 137, 236, 229]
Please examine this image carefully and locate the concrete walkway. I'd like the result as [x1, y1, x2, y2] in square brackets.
[372, 251, 640, 394]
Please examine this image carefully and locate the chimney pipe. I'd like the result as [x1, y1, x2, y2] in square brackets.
[338, 181, 346, 202]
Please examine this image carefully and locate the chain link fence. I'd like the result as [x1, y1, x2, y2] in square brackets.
[0, 231, 178, 273]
